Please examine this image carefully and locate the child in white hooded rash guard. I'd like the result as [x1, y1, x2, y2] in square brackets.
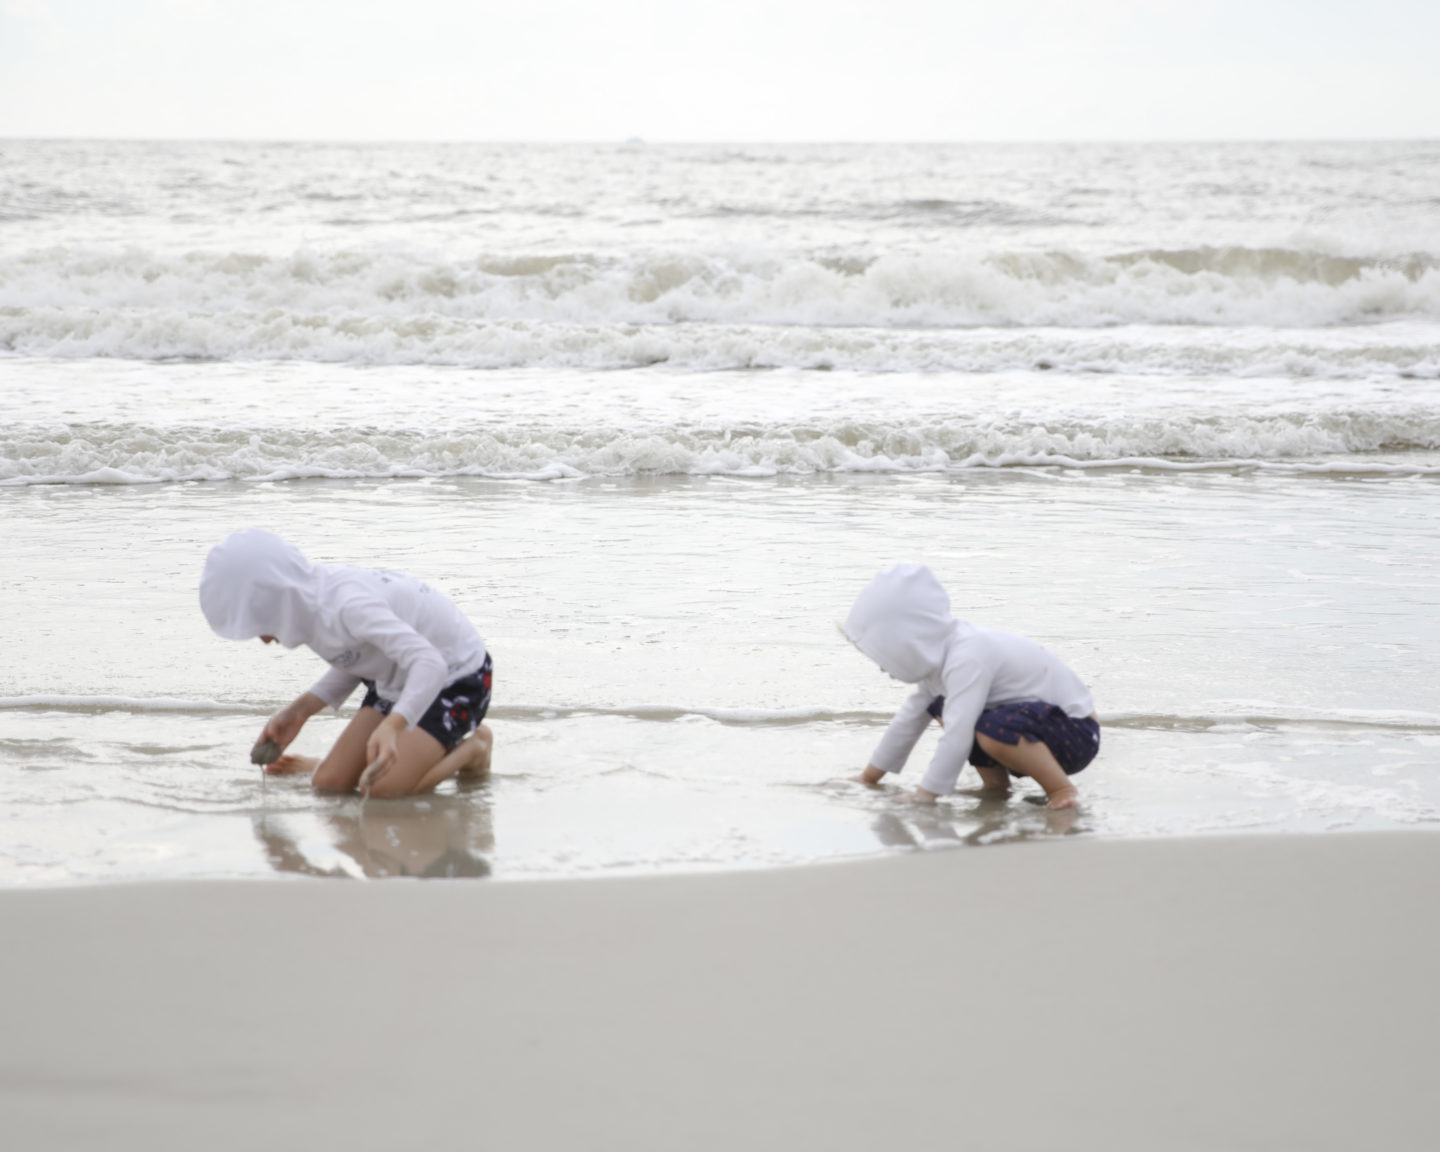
[843, 564, 1098, 809]
[200, 529, 493, 797]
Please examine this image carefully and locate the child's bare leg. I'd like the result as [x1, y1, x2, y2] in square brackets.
[413, 724, 493, 793]
[311, 707, 385, 792]
[973, 763, 1013, 793]
[359, 725, 452, 797]
[315, 711, 483, 797]
[974, 732, 1078, 809]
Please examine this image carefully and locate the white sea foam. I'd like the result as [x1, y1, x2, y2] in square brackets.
[1104, 707, 1440, 733]
[4, 311, 1439, 378]
[0, 694, 262, 715]
[5, 410, 1439, 485]
[3, 245, 1440, 372]
[6, 695, 1437, 734]
[1196, 702, 1440, 730]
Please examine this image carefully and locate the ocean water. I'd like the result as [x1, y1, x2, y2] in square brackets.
[2, 140, 1439, 884]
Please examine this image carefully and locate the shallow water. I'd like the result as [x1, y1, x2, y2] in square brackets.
[3, 140, 1439, 883]
[3, 465, 1439, 883]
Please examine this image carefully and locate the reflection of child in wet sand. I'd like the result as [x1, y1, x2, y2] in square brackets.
[254, 791, 495, 879]
[843, 564, 1098, 809]
[200, 529, 493, 797]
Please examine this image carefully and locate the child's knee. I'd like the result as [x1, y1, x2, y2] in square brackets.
[311, 760, 357, 792]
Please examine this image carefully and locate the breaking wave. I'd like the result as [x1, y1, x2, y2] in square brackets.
[3, 244, 1439, 371]
[5, 411, 1440, 485]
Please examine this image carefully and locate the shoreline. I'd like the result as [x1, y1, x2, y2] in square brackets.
[3, 831, 1435, 1151]
[4, 819, 1439, 890]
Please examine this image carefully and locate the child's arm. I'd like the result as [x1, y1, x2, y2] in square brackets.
[856, 690, 936, 784]
[259, 690, 329, 751]
[910, 668, 991, 802]
[340, 599, 450, 729]
[308, 666, 363, 713]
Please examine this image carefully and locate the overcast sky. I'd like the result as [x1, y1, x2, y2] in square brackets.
[2, 0, 1437, 141]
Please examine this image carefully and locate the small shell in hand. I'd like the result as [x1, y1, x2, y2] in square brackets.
[250, 739, 283, 766]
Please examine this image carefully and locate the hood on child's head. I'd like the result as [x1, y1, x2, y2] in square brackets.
[842, 563, 956, 683]
[200, 529, 319, 648]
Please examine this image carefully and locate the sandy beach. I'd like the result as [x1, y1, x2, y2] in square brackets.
[3, 831, 1434, 1151]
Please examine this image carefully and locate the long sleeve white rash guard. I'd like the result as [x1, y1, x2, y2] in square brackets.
[200, 530, 486, 728]
[843, 564, 1094, 796]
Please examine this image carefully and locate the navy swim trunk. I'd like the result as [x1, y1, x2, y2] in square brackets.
[928, 696, 1100, 777]
[362, 653, 493, 752]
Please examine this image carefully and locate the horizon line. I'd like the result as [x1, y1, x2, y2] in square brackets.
[3, 134, 1438, 147]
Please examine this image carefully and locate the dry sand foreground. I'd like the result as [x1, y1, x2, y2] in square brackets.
[2, 833, 1435, 1151]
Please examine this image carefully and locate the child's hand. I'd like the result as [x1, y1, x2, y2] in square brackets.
[260, 705, 305, 751]
[361, 718, 403, 792]
[891, 788, 939, 807]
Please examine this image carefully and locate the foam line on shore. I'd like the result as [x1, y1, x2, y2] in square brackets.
[0, 694, 265, 716]
[5, 695, 1439, 733]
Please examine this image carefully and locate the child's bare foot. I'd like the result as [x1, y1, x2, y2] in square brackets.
[957, 785, 1012, 800]
[455, 725, 494, 779]
[266, 754, 316, 776]
[1046, 785, 1080, 810]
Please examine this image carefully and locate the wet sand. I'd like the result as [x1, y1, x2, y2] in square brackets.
[2, 832, 1434, 1151]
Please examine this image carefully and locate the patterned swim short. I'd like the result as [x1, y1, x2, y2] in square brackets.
[928, 696, 1100, 777]
[362, 653, 493, 752]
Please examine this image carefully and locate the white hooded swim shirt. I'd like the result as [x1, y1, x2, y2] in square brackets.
[842, 563, 1094, 796]
[200, 529, 486, 727]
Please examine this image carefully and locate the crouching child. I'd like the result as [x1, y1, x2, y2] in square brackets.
[843, 564, 1098, 809]
[200, 529, 493, 797]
